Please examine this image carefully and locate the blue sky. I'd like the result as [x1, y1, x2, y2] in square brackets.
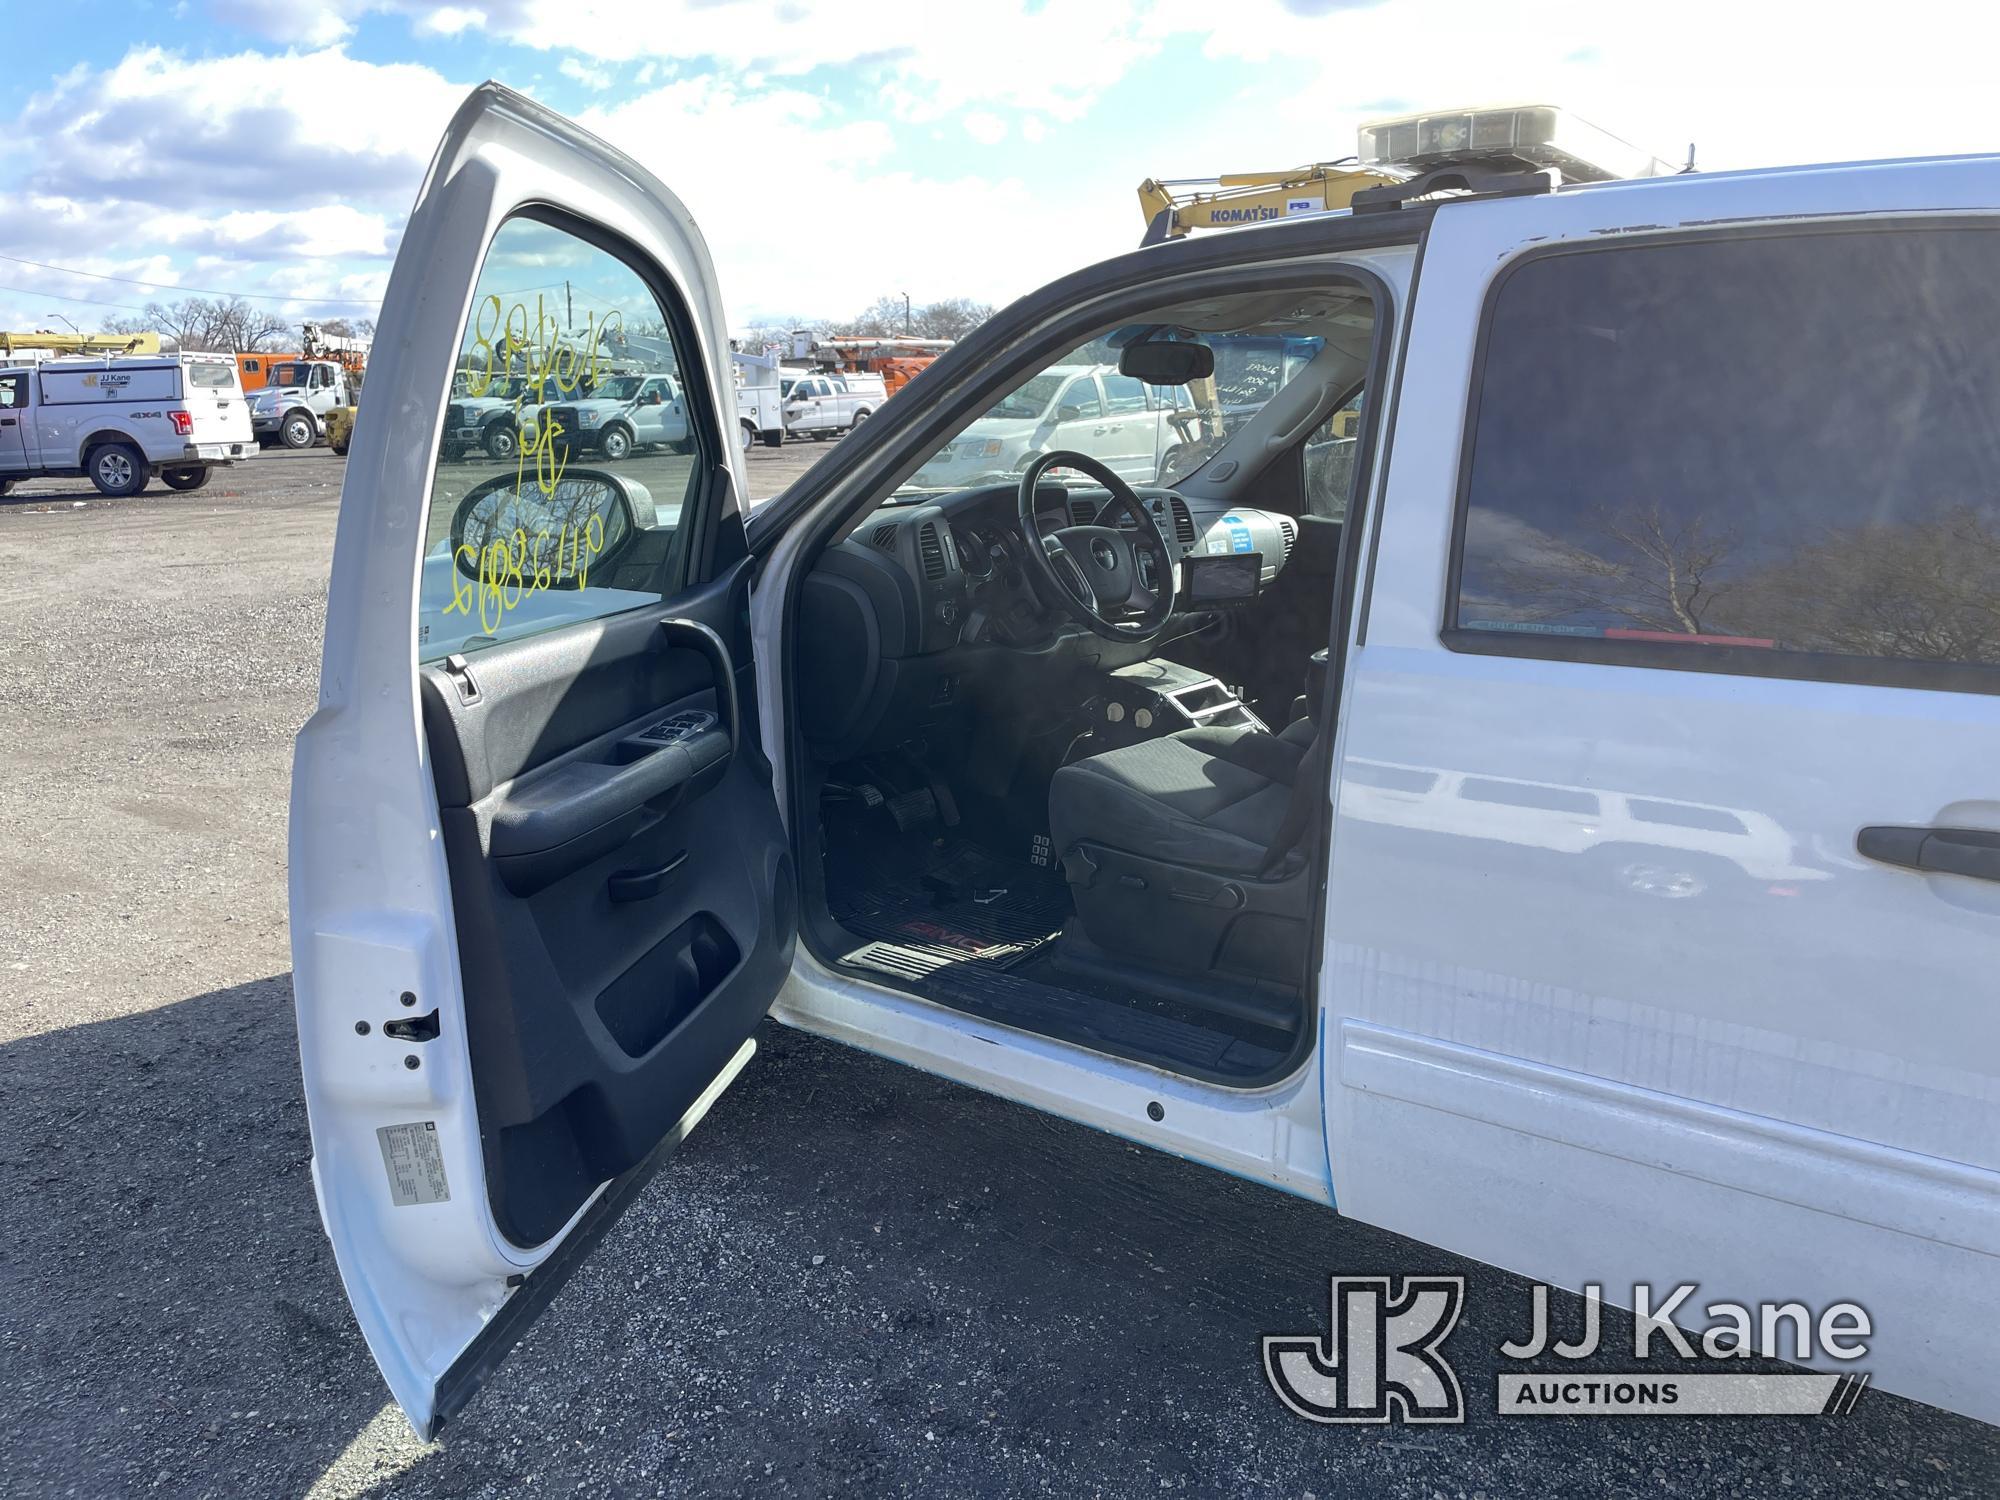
[2, 0, 1996, 338]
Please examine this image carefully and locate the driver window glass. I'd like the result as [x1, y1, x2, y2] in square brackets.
[416, 215, 704, 664]
[1303, 387, 1365, 520]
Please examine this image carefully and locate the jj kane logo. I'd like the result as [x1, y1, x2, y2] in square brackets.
[1265, 1278, 1873, 1424]
[1263, 1276, 1467, 1424]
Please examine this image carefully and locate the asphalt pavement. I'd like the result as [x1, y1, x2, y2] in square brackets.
[1, 446, 1996, 1497]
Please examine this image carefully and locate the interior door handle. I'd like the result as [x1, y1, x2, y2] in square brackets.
[609, 850, 688, 902]
[1857, 825, 2000, 883]
[657, 617, 739, 750]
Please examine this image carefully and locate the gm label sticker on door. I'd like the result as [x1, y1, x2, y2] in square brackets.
[377, 1121, 451, 1206]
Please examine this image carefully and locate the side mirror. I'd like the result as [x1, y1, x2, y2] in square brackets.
[1119, 337, 1214, 386]
[1056, 404, 1084, 423]
[451, 469, 644, 589]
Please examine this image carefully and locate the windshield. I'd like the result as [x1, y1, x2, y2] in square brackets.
[594, 376, 644, 401]
[895, 330, 1327, 499]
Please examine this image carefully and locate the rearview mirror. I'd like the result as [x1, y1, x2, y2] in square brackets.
[450, 469, 645, 589]
[1119, 337, 1214, 386]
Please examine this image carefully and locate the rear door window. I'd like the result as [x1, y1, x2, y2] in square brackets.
[1453, 227, 2000, 689]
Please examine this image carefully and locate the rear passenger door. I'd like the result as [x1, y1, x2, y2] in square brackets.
[291, 85, 796, 1438]
[1096, 371, 1154, 479]
[0, 373, 27, 473]
[1324, 164, 2000, 1425]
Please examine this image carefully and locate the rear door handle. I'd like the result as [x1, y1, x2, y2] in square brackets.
[1857, 825, 2000, 883]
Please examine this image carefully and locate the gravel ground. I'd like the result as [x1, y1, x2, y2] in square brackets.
[2, 448, 1996, 1497]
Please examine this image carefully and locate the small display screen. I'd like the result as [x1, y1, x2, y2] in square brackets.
[1182, 552, 1263, 605]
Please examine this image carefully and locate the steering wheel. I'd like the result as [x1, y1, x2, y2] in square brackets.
[1017, 451, 1177, 644]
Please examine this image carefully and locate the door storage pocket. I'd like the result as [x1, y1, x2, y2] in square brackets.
[594, 912, 742, 1057]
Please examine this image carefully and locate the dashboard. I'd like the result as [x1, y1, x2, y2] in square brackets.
[795, 480, 1299, 759]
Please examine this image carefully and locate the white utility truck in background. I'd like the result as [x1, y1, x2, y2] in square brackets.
[250, 322, 371, 449]
[250, 357, 356, 449]
[0, 353, 253, 496]
[732, 345, 786, 452]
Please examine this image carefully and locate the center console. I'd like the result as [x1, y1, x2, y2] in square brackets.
[1083, 658, 1268, 753]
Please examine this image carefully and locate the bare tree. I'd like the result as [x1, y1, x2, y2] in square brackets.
[911, 296, 992, 340]
[1494, 500, 1739, 635]
[104, 296, 290, 352]
[1736, 504, 2000, 663]
[845, 295, 994, 340]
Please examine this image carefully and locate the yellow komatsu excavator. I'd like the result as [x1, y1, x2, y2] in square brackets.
[1135, 162, 1397, 246]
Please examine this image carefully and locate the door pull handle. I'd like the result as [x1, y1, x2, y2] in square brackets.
[1857, 825, 2000, 884]
[609, 850, 689, 902]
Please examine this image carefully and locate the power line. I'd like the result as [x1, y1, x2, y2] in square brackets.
[0, 280, 155, 316]
[0, 250, 384, 306]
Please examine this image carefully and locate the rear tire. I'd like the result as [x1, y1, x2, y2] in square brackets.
[161, 466, 211, 492]
[440, 443, 464, 464]
[851, 407, 871, 428]
[739, 421, 755, 455]
[89, 443, 148, 497]
[280, 410, 317, 449]
[482, 422, 518, 462]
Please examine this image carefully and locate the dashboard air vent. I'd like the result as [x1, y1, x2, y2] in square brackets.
[1068, 496, 1098, 527]
[1278, 516, 1298, 559]
[1169, 497, 1195, 544]
[917, 521, 948, 581]
[870, 523, 897, 549]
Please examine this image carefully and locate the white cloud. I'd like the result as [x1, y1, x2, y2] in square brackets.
[206, 0, 356, 45]
[17, 45, 464, 210]
[148, 204, 395, 261]
[964, 111, 1007, 146]
[573, 77, 1118, 327]
[559, 56, 614, 90]
[0, 45, 462, 327]
[369, 0, 1161, 122]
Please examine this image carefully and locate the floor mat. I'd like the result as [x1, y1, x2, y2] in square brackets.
[825, 830, 1294, 1081]
[830, 837, 1070, 980]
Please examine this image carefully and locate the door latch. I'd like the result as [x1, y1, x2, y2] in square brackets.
[382, 1008, 441, 1043]
[442, 653, 482, 706]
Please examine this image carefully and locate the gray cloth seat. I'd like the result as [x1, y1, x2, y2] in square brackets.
[1049, 721, 1314, 876]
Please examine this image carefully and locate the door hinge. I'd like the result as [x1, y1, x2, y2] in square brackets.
[442, 653, 482, 706]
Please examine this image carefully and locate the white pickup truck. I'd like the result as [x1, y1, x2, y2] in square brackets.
[782, 370, 885, 438]
[0, 354, 253, 496]
[298, 90, 2000, 1438]
[520, 371, 690, 460]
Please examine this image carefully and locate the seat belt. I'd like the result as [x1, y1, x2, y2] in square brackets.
[1259, 727, 1331, 877]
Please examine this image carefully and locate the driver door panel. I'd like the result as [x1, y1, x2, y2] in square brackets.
[420, 562, 795, 1248]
